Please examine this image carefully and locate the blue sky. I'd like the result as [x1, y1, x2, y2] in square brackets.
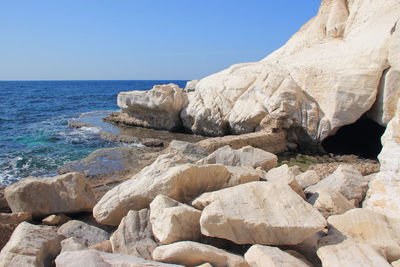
[0, 1, 320, 80]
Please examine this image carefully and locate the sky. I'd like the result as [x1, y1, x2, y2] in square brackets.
[0, 1, 321, 80]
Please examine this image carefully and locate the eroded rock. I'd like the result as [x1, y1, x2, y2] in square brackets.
[195, 181, 326, 245]
[150, 195, 202, 244]
[0, 222, 64, 267]
[93, 153, 260, 226]
[5, 172, 96, 217]
[197, 145, 277, 171]
[307, 189, 355, 218]
[110, 209, 157, 260]
[152, 241, 249, 267]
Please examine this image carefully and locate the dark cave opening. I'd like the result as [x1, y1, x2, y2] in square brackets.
[321, 116, 386, 159]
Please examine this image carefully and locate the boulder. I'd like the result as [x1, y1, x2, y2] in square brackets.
[327, 208, 400, 262]
[317, 239, 392, 267]
[295, 170, 321, 189]
[305, 165, 369, 206]
[0, 222, 64, 267]
[152, 241, 249, 267]
[0, 212, 31, 224]
[197, 145, 277, 171]
[4, 172, 96, 217]
[117, 83, 185, 131]
[150, 195, 202, 244]
[55, 249, 183, 267]
[110, 209, 157, 260]
[184, 80, 199, 92]
[93, 153, 260, 226]
[244, 245, 311, 267]
[194, 181, 326, 245]
[58, 220, 110, 247]
[196, 129, 287, 154]
[261, 164, 305, 198]
[307, 189, 355, 218]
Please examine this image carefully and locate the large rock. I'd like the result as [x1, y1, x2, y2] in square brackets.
[152, 241, 249, 267]
[307, 189, 355, 218]
[150, 195, 202, 244]
[0, 224, 16, 251]
[93, 153, 260, 226]
[58, 220, 110, 247]
[327, 208, 400, 262]
[305, 165, 369, 206]
[364, 100, 400, 219]
[55, 249, 183, 267]
[110, 209, 157, 260]
[4, 172, 96, 217]
[194, 181, 326, 245]
[262, 164, 305, 198]
[244, 245, 310, 267]
[317, 239, 392, 267]
[197, 145, 277, 171]
[0, 222, 64, 267]
[117, 83, 185, 131]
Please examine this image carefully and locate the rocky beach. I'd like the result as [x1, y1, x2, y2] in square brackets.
[1, 0, 400, 266]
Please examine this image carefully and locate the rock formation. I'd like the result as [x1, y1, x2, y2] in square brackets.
[115, 0, 400, 149]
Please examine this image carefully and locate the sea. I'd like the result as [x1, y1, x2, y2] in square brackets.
[0, 80, 187, 186]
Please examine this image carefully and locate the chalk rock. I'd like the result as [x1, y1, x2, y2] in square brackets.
[194, 182, 326, 245]
[117, 83, 185, 131]
[0, 222, 64, 267]
[152, 241, 249, 267]
[262, 164, 305, 198]
[197, 145, 277, 171]
[110, 209, 157, 260]
[179, 0, 400, 142]
[327, 208, 400, 262]
[317, 239, 391, 267]
[307, 189, 355, 218]
[295, 170, 321, 189]
[244, 245, 310, 267]
[364, 100, 400, 219]
[93, 153, 259, 226]
[150, 195, 202, 244]
[4, 172, 96, 217]
[0, 212, 31, 224]
[56, 249, 183, 267]
[305, 165, 368, 206]
[58, 220, 110, 247]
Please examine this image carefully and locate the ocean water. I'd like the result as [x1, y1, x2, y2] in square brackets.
[0, 80, 187, 186]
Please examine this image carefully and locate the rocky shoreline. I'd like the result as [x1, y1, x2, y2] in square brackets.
[1, 0, 400, 266]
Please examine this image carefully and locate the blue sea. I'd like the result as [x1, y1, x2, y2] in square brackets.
[0, 80, 187, 186]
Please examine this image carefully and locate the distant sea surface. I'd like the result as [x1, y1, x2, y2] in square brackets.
[0, 80, 187, 186]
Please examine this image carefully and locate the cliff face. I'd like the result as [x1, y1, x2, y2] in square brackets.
[181, 0, 400, 142]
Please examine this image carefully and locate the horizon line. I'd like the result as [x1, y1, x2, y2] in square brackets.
[0, 79, 191, 82]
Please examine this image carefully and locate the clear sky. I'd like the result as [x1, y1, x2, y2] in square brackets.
[0, 1, 320, 80]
